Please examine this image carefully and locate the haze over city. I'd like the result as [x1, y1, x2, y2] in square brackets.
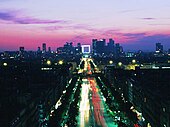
[0, 0, 170, 51]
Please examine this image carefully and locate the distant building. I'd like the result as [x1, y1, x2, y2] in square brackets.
[92, 39, 106, 55]
[156, 43, 163, 53]
[57, 42, 75, 55]
[48, 47, 51, 53]
[115, 43, 123, 57]
[42, 43, 46, 53]
[92, 39, 97, 54]
[126, 52, 135, 57]
[120, 46, 123, 54]
[75, 43, 81, 55]
[56, 47, 64, 54]
[19, 47, 25, 53]
[91, 38, 124, 57]
[37, 47, 41, 52]
[107, 38, 115, 54]
[77, 43, 81, 48]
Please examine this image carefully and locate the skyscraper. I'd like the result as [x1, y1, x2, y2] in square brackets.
[37, 47, 41, 52]
[75, 43, 81, 54]
[109, 38, 114, 45]
[95, 39, 106, 55]
[48, 47, 51, 53]
[19, 47, 25, 52]
[107, 38, 115, 54]
[42, 43, 46, 53]
[156, 43, 163, 53]
[92, 39, 97, 54]
[115, 43, 121, 57]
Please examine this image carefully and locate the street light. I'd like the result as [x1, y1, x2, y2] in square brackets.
[58, 60, 63, 65]
[109, 60, 113, 64]
[132, 59, 136, 64]
[46, 60, 51, 65]
[118, 62, 122, 66]
[3, 62, 8, 66]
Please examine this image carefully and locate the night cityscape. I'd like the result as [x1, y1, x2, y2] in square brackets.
[0, 39, 170, 127]
[1, 0, 170, 127]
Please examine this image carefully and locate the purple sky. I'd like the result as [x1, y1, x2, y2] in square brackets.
[0, 0, 170, 51]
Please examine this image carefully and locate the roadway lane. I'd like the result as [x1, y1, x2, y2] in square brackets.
[90, 77, 118, 127]
[78, 77, 118, 127]
[90, 77, 106, 127]
[79, 78, 90, 127]
[78, 57, 118, 127]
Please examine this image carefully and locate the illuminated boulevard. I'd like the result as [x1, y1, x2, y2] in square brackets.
[48, 56, 141, 127]
[78, 58, 117, 127]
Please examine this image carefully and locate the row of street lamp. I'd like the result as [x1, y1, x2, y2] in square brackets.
[1, 60, 64, 67]
[46, 60, 64, 65]
[109, 59, 137, 66]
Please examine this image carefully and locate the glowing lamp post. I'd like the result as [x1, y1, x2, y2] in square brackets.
[3, 62, 8, 66]
[132, 59, 136, 64]
[58, 60, 63, 65]
[109, 60, 113, 64]
[47, 60, 51, 65]
[118, 62, 122, 66]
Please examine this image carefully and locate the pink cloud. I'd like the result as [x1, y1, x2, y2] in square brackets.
[0, 11, 67, 24]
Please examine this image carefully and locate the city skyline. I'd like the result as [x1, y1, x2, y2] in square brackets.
[0, 40, 169, 53]
[1, 0, 170, 51]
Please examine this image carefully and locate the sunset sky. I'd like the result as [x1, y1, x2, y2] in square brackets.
[0, 0, 170, 51]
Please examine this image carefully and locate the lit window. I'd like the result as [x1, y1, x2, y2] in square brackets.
[144, 98, 147, 102]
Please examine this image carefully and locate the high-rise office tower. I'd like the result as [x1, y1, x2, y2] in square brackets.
[108, 38, 114, 46]
[156, 43, 163, 53]
[42, 43, 46, 53]
[96, 39, 106, 55]
[19, 47, 25, 52]
[115, 43, 121, 57]
[77, 43, 81, 48]
[48, 47, 51, 53]
[75, 43, 81, 54]
[92, 39, 97, 54]
[37, 47, 41, 52]
[107, 38, 115, 54]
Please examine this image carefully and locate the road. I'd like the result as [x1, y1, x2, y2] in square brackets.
[78, 77, 118, 127]
[47, 56, 142, 127]
[78, 57, 118, 127]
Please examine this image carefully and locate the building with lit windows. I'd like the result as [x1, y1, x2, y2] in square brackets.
[104, 67, 170, 127]
[156, 43, 163, 53]
[42, 43, 46, 53]
[92, 39, 106, 55]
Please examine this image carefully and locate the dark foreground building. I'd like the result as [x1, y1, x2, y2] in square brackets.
[0, 59, 70, 127]
[105, 67, 170, 127]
